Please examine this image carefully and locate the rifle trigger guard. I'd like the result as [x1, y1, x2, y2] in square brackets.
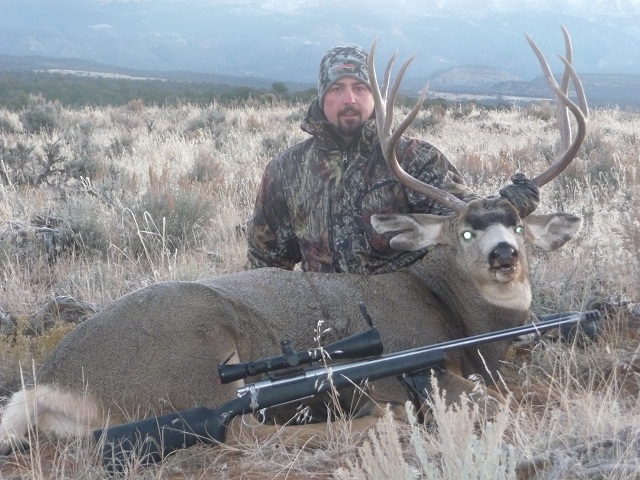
[400, 370, 440, 424]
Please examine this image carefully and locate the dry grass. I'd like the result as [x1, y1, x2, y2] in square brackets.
[1, 99, 640, 478]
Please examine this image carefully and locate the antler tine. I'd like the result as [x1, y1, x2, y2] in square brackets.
[387, 55, 423, 146]
[380, 49, 397, 133]
[368, 40, 394, 136]
[526, 29, 589, 187]
[557, 25, 573, 150]
[367, 41, 466, 213]
[556, 26, 588, 116]
[559, 25, 573, 93]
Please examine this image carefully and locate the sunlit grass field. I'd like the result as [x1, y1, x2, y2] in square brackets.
[1, 96, 639, 478]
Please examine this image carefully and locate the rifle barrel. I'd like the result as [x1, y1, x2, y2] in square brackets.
[238, 311, 600, 399]
[435, 310, 600, 354]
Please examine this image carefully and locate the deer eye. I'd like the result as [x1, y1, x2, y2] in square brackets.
[462, 231, 475, 241]
[514, 225, 524, 235]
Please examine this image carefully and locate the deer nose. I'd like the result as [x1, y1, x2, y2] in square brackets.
[489, 242, 518, 268]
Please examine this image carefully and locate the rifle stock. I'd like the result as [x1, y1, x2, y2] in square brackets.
[94, 309, 600, 472]
[95, 397, 249, 472]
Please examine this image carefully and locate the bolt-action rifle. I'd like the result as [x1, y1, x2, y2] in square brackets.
[94, 306, 600, 472]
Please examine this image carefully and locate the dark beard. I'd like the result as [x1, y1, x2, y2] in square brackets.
[337, 119, 363, 138]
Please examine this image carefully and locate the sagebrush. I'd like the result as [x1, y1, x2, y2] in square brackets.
[1, 99, 639, 479]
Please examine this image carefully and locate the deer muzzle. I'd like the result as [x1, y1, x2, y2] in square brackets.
[489, 242, 518, 271]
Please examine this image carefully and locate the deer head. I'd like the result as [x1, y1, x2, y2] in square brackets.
[368, 27, 587, 310]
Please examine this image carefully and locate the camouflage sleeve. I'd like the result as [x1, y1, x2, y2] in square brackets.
[246, 159, 301, 270]
[398, 138, 478, 215]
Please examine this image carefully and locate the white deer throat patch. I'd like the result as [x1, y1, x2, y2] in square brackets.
[480, 279, 532, 310]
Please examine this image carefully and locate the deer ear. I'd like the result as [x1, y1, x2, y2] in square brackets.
[371, 213, 451, 251]
[525, 213, 582, 251]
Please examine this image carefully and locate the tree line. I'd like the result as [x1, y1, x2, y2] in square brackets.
[0, 72, 318, 109]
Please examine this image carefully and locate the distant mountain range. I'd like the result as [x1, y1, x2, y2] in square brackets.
[2, 1, 639, 82]
[412, 68, 640, 108]
[2, 53, 638, 108]
[0, 54, 312, 91]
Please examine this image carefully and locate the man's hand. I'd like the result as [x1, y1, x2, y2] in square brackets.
[499, 173, 540, 217]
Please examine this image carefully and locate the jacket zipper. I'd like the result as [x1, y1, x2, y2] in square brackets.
[328, 151, 349, 272]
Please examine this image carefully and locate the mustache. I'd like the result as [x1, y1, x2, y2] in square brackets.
[339, 106, 360, 116]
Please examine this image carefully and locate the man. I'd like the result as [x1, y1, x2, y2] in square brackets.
[246, 44, 537, 274]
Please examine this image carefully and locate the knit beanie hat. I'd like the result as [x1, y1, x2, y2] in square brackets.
[318, 44, 371, 109]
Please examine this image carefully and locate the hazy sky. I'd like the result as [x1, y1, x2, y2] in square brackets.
[89, 0, 640, 16]
[3, 0, 639, 79]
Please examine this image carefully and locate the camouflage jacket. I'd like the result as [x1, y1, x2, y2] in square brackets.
[246, 99, 473, 274]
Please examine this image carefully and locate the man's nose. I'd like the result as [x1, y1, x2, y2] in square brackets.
[343, 89, 357, 103]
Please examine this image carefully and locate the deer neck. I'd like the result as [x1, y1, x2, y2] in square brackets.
[478, 276, 532, 312]
[410, 246, 531, 332]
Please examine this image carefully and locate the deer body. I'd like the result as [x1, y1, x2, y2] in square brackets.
[37, 242, 519, 412]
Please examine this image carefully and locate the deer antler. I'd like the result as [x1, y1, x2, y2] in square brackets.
[526, 26, 589, 187]
[367, 27, 588, 210]
[367, 40, 467, 214]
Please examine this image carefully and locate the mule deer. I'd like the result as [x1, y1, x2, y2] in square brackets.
[0, 27, 587, 455]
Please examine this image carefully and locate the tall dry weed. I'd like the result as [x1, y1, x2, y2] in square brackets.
[338, 384, 516, 479]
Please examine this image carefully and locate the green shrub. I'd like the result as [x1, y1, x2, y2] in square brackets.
[0, 140, 36, 185]
[2, 137, 69, 187]
[186, 152, 224, 184]
[185, 107, 227, 135]
[0, 110, 23, 133]
[58, 201, 112, 256]
[19, 94, 62, 133]
[66, 151, 107, 181]
[423, 105, 448, 130]
[124, 169, 214, 259]
[521, 100, 556, 122]
[261, 132, 290, 154]
[107, 132, 136, 159]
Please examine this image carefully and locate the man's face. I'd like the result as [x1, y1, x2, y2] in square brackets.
[322, 77, 375, 142]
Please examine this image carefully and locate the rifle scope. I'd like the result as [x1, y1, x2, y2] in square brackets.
[218, 325, 383, 384]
